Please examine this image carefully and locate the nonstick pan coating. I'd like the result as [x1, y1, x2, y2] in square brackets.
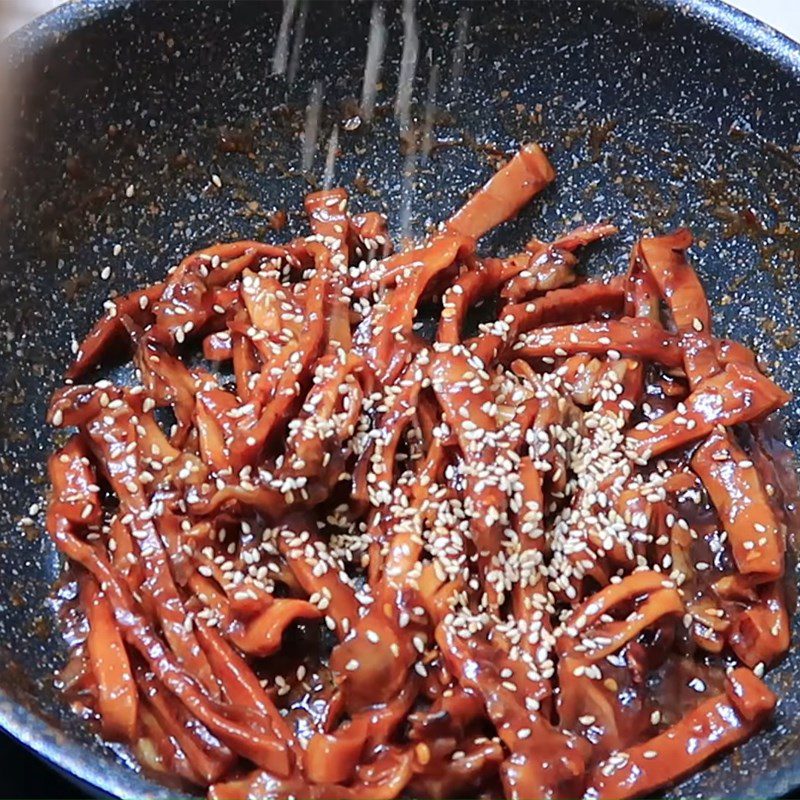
[1, 1, 799, 797]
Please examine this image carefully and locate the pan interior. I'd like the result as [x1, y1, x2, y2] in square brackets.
[0, 1, 799, 797]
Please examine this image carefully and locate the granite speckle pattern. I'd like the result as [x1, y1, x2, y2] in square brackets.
[0, 0, 799, 797]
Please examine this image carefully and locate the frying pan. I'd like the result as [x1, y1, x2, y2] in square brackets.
[0, 0, 799, 797]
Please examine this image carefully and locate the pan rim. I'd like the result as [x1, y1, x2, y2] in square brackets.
[1, 0, 799, 798]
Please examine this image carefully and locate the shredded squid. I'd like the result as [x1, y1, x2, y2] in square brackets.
[47, 143, 791, 799]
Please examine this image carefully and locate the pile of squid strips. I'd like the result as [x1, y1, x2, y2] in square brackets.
[46, 142, 791, 800]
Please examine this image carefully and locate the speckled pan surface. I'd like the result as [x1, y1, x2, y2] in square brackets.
[0, 0, 799, 797]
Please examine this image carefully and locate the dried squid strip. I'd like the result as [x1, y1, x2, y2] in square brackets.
[587, 669, 776, 800]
